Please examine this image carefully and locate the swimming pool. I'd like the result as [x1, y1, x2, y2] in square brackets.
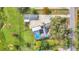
[34, 31, 41, 40]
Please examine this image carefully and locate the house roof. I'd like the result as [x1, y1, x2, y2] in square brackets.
[29, 15, 51, 28]
[32, 26, 41, 32]
[24, 14, 39, 20]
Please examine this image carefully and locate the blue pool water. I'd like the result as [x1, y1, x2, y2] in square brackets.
[34, 31, 41, 40]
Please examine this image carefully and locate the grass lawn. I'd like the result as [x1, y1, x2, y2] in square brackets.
[1, 7, 24, 50]
[0, 7, 35, 51]
[23, 27, 35, 50]
[24, 29, 35, 43]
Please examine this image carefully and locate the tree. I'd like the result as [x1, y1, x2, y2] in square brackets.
[43, 7, 51, 14]
[50, 16, 71, 49]
[18, 7, 38, 14]
[39, 40, 49, 50]
[18, 7, 30, 14]
[30, 8, 38, 14]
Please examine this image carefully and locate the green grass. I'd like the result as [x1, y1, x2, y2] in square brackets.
[0, 7, 25, 50]
[24, 29, 34, 43]
[23, 28, 35, 50]
[0, 7, 36, 51]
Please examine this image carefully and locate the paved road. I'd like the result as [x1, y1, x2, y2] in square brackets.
[69, 8, 76, 51]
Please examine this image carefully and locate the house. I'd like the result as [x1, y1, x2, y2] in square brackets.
[24, 15, 51, 40]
